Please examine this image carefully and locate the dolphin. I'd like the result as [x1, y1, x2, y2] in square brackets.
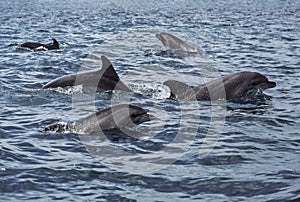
[20, 38, 59, 51]
[44, 104, 155, 133]
[163, 71, 276, 101]
[42, 56, 133, 93]
[156, 32, 198, 52]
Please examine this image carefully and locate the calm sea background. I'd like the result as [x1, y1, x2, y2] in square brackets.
[1, 0, 299, 201]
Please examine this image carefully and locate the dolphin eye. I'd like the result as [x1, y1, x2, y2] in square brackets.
[131, 113, 141, 119]
[131, 114, 138, 118]
[251, 81, 257, 86]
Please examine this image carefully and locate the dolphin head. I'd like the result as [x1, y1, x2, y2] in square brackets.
[128, 105, 156, 125]
[155, 33, 166, 44]
[156, 32, 184, 50]
[247, 72, 276, 90]
[99, 104, 155, 130]
[156, 32, 198, 52]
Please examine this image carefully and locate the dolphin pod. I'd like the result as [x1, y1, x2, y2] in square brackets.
[163, 71, 276, 101]
[41, 32, 276, 133]
[44, 104, 155, 133]
[21, 38, 59, 51]
[42, 56, 133, 93]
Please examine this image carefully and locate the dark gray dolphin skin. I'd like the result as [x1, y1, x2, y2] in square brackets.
[156, 32, 198, 52]
[42, 56, 133, 93]
[20, 38, 59, 51]
[163, 71, 276, 101]
[44, 104, 155, 133]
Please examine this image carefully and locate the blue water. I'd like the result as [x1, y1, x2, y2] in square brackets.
[1, 0, 299, 201]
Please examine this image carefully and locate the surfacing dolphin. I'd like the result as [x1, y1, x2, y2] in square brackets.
[44, 104, 155, 133]
[20, 38, 59, 51]
[156, 32, 198, 52]
[163, 71, 276, 101]
[42, 56, 133, 93]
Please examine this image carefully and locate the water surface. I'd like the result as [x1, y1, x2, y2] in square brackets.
[1, 0, 299, 201]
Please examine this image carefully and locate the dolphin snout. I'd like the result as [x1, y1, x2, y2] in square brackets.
[148, 114, 157, 121]
[155, 33, 162, 40]
[268, 81, 276, 88]
[259, 80, 276, 90]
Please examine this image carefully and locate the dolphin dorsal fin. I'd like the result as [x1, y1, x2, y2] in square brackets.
[164, 80, 191, 91]
[52, 38, 58, 45]
[96, 56, 132, 92]
[163, 80, 195, 100]
[100, 56, 120, 81]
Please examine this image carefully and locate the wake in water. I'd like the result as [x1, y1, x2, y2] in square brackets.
[129, 83, 171, 99]
[44, 121, 76, 133]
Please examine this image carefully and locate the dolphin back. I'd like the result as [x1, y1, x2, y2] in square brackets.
[21, 42, 44, 49]
[42, 74, 77, 89]
[74, 104, 153, 133]
[20, 38, 59, 51]
[42, 56, 132, 92]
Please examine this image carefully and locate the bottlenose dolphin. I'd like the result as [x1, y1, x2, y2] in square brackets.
[20, 38, 59, 51]
[42, 56, 133, 93]
[163, 71, 276, 101]
[156, 32, 198, 52]
[44, 104, 154, 133]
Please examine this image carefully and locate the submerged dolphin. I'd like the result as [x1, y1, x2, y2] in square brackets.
[42, 56, 133, 93]
[156, 32, 198, 52]
[20, 38, 59, 51]
[44, 104, 154, 133]
[163, 72, 276, 101]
